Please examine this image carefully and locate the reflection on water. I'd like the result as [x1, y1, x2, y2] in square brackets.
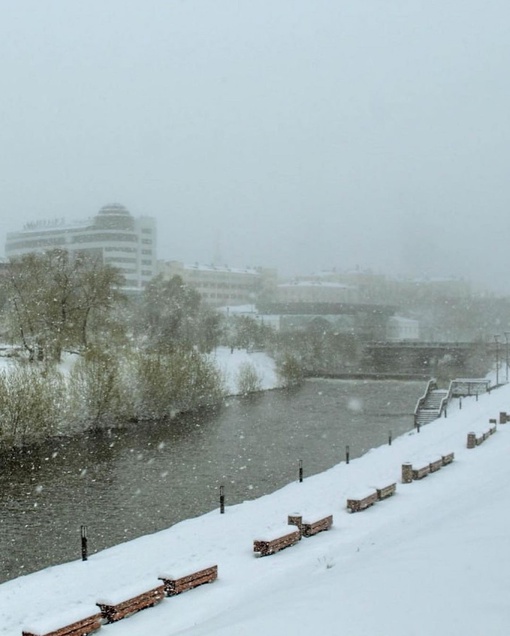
[0, 378, 424, 582]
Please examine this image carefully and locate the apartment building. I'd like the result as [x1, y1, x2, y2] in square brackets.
[159, 260, 277, 307]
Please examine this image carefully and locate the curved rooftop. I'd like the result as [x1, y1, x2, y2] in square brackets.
[97, 203, 132, 217]
[94, 203, 134, 230]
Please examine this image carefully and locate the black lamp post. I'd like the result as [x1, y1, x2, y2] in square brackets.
[494, 335, 501, 386]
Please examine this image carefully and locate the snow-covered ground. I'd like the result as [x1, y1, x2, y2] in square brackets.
[2, 373, 510, 635]
[209, 346, 281, 394]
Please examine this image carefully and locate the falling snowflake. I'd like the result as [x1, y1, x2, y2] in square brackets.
[347, 397, 363, 412]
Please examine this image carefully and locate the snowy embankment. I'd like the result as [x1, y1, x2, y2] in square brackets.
[0, 346, 282, 397]
[207, 346, 281, 394]
[3, 380, 510, 635]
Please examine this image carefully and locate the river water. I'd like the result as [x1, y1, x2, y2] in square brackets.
[0, 378, 424, 583]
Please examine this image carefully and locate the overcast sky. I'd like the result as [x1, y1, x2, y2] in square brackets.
[1, 1, 510, 291]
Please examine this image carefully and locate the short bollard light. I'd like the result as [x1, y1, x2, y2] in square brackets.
[81, 525, 88, 561]
[219, 485, 225, 514]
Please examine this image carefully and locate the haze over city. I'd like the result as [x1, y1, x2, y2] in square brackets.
[1, 1, 510, 291]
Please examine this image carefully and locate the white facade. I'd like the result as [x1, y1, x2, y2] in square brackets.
[5, 203, 157, 291]
[159, 261, 276, 307]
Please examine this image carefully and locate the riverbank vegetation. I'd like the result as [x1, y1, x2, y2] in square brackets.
[0, 250, 303, 449]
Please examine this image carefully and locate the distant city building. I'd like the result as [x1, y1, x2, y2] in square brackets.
[294, 269, 395, 305]
[394, 277, 473, 304]
[274, 280, 359, 304]
[158, 260, 277, 307]
[386, 315, 420, 341]
[5, 203, 157, 291]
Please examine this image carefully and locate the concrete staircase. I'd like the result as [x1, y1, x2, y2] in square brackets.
[415, 389, 449, 426]
[414, 377, 491, 428]
[414, 380, 449, 427]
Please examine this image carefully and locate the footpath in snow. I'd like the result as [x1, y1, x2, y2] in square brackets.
[3, 379, 510, 635]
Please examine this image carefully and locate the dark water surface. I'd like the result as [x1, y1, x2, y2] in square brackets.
[0, 378, 424, 583]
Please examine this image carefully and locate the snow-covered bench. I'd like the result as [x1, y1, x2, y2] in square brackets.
[429, 456, 443, 473]
[96, 581, 165, 623]
[253, 526, 301, 556]
[158, 564, 218, 596]
[22, 606, 102, 636]
[402, 453, 455, 483]
[412, 461, 431, 480]
[467, 425, 496, 449]
[287, 512, 333, 537]
[346, 488, 378, 513]
[442, 452, 455, 466]
[376, 482, 397, 501]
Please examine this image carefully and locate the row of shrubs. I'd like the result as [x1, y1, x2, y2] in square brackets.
[0, 349, 302, 448]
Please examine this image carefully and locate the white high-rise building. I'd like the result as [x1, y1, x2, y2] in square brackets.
[5, 203, 157, 291]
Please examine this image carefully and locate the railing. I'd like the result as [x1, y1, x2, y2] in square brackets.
[450, 378, 491, 397]
[414, 377, 491, 427]
[413, 378, 438, 426]
[438, 381, 454, 419]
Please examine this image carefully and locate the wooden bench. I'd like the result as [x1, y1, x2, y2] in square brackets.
[22, 608, 102, 636]
[468, 426, 496, 449]
[253, 526, 301, 556]
[158, 564, 218, 596]
[302, 514, 333, 537]
[376, 483, 396, 501]
[96, 583, 165, 623]
[429, 457, 443, 473]
[442, 452, 454, 466]
[287, 513, 333, 537]
[412, 462, 430, 480]
[346, 488, 378, 513]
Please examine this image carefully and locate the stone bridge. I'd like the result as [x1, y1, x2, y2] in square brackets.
[364, 341, 491, 377]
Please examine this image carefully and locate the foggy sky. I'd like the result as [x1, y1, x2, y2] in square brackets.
[1, 1, 510, 292]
